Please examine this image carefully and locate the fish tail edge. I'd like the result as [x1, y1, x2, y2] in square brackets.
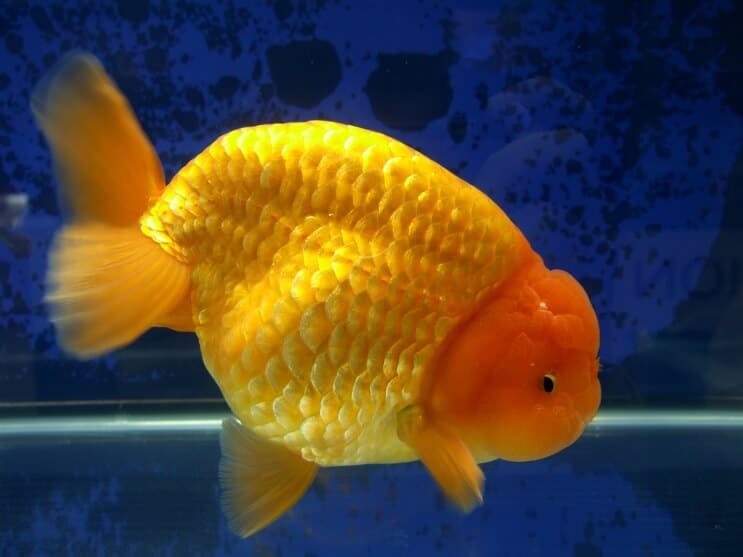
[34, 51, 190, 358]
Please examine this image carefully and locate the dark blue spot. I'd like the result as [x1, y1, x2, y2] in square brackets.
[210, 75, 241, 101]
[30, 6, 54, 35]
[5, 33, 22, 54]
[144, 47, 167, 72]
[573, 541, 602, 557]
[580, 276, 604, 297]
[364, 51, 456, 131]
[116, 0, 149, 24]
[566, 206, 585, 225]
[448, 112, 467, 143]
[267, 40, 341, 109]
[273, 0, 293, 21]
[566, 159, 583, 175]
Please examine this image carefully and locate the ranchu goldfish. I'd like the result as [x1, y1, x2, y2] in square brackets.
[32, 52, 601, 537]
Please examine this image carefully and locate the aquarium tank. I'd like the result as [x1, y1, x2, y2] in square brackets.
[1, 1, 742, 555]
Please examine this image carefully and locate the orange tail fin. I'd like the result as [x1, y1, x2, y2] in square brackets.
[32, 52, 190, 359]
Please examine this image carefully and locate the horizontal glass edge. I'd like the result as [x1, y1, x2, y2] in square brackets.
[2, 409, 743, 439]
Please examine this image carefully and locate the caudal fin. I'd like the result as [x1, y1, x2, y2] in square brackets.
[46, 224, 190, 358]
[32, 52, 190, 358]
[31, 51, 164, 224]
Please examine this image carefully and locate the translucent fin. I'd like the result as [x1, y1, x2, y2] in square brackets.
[45, 223, 190, 359]
[397, 405, 484, 512]
[219, 418, 318, 538]
[31, 51, 164, 225]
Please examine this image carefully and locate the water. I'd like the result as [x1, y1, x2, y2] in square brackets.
[2, 1, 743, 556]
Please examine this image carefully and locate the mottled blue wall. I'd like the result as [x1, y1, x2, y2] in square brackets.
[1, 0, 742, 403]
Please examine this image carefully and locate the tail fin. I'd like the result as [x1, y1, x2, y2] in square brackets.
[32, 52, 190, 359]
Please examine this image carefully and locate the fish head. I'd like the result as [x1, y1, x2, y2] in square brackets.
[427, 264, 601, 462]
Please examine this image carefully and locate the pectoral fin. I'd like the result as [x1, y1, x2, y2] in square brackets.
[219, 418, 318, 537]
[397, 405, 484, 512]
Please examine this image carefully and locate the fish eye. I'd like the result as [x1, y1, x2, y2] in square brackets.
[542, 373, 556, 393]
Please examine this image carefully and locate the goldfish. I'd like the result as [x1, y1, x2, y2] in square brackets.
[31, 52, 601, 537]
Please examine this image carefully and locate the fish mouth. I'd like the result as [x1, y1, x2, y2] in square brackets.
[546, 379, 601, 444]
[561, 379, 602, 435]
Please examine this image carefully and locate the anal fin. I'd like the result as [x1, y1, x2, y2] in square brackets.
[397, 405, 484, 512]
[219, 418, 318, 537]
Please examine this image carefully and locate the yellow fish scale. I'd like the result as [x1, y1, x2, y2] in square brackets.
[142, 121, 527, 465]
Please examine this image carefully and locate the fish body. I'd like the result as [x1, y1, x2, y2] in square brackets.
[143, 121, 530, 465]
[32, 52, 601, 537]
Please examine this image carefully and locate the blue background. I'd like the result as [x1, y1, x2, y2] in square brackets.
[1, 1, 742, 555]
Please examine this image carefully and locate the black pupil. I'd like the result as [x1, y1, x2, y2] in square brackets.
[543, 375, 555, 393]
